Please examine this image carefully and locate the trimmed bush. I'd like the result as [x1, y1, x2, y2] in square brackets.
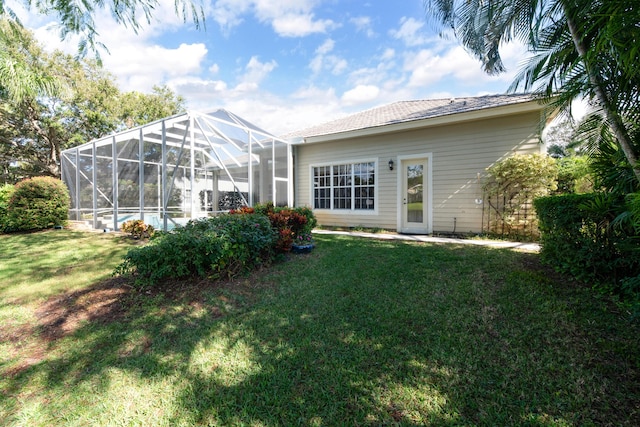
[534, 193, 640, 290]
[5, 177, 70, 232]
[114, 213, 276, 286]
[0, 184, 15, 232]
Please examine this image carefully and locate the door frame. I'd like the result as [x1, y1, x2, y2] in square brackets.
[396, 153, 433, 234]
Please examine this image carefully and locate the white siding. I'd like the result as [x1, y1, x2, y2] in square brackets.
[294, 111, 543, 234]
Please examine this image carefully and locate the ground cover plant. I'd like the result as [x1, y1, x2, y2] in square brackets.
[1, 230, 639, 426]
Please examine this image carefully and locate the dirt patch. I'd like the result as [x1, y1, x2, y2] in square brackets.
[35, 277, 133, 342]
[3, 256, 292, 380]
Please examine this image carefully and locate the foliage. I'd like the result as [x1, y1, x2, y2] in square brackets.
[252, 202, 317, 252]
[554, 155, 593, 194]
[0, 19, 64, 103]
[116, 86, 187, 129]
[425, 0, 640, 185]
[535, 193, 640, 294]
[293, 231, 314, 247]
[114, 213, 276, 286]
[120, 219, 154, 239]
[0, 21, 186, 183]
[587, 128, 639, 196]
[4, 176, 70, 232]
[0, 183, 14, 231]
[482, 153, 557, 240]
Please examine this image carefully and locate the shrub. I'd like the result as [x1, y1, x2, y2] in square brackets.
[554, 156, 593, 194]
[0, 184, 15, 232]
[535, 193, 640, 291]
[252, 202, 317, 252]
[5, 177, 70, 232]
[121, 219, 155, 239]
[483, 153, 557, 240]
[114, 213, 276, 286]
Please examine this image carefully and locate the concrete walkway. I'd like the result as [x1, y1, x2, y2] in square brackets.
[312, 229, 540, 252]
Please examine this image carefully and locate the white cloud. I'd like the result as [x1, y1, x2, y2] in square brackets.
[309, 38, 347, 75]
[380, 48, 395, 61]
[235, 56, 277, 90]
[316, 39, 335, 55]
[341, 84, 380, 105]
[389, 17, 429, 47]
[172, 79, 342, 135]
[402, 42, 526, 90]
[350, 16, 375, 38]
[291, 84, 337, 100]
[102, 43, 208, 92]
[209, 0, 337, 37]
[209, 0, 253, 34]
[329, 58, 348, 75]
[272, 13, 338, 37]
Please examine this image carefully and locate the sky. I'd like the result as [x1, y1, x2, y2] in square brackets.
[10, 0, 534, 135]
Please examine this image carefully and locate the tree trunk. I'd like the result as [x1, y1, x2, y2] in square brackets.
[564, 6, 640, 184]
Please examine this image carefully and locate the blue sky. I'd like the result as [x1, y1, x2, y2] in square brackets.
[12, 0, 531, 135]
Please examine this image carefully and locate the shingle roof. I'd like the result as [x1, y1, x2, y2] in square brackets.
[284, 93, 540, 140]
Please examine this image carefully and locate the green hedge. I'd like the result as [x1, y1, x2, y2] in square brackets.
[4, 177, 70, 232]
[114, 213, 277, 286]
[534, 193, 640, 290]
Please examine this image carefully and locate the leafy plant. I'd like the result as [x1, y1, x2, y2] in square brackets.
[483, 153, 557, 240]
[535, 193, 640, 294]
[121, 219, 155, 239]
[229, 206, 255, 214]
[4, 176, 70, 232]
[554, 155, 594, 194]
[293, 231, 314, 247]
[114, 213, 276, 286]
[250, 203, 317, 253]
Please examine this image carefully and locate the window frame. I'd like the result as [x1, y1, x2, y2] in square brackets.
[310, 159, 378, 214]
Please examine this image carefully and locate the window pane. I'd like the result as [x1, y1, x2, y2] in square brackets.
[313, 161, 375, 211]
[354, 162, 375, 210]
[333, 164, 351, 209]
[313, 166, 331, 209]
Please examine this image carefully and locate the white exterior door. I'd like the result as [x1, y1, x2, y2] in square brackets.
[399, 156, 432, 234]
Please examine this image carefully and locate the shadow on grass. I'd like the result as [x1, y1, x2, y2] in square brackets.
[2, 234, 639, 426]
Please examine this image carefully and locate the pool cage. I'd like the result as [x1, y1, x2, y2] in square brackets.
[61, 109, 293, 231]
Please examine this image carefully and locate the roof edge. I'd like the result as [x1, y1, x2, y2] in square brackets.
[297, 99, 546, 145]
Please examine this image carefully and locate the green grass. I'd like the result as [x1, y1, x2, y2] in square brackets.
[1, 230, 639, 426]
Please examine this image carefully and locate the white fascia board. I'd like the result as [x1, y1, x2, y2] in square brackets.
[301, 101, 545, 145]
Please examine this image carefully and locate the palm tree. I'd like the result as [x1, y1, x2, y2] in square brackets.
[424, 0, 640, 186]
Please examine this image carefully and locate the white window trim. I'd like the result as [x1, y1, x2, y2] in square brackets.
[309, 158, 378, 215]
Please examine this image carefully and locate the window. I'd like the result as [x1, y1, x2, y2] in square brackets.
[313, 161, 375, 210]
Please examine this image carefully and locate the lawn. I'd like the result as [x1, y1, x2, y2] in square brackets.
[1, 230, 639, 426]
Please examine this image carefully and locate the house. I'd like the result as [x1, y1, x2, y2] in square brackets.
[60, 94, 550, 235]
[286, 94, 550, 235]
